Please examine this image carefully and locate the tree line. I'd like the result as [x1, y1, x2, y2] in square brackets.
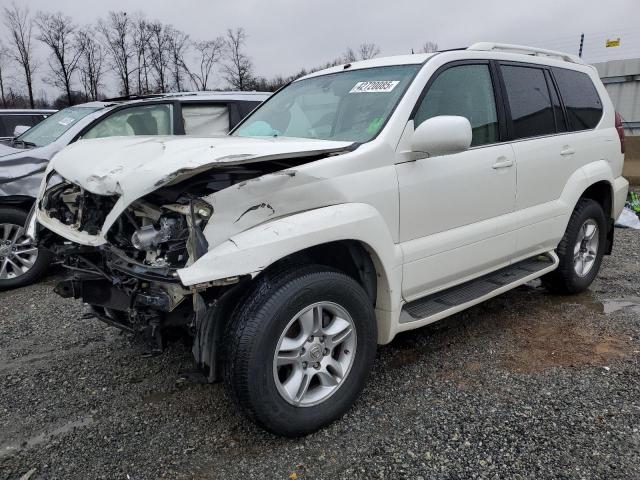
[0, 3, 438, 109]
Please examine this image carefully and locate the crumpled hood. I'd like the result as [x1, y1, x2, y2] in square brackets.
[0, 142, 22, 158]
[49, 135, 353, 200]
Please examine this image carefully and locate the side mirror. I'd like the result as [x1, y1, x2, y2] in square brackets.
[13, 125, 30, 137]
[410, 115, 472, 157]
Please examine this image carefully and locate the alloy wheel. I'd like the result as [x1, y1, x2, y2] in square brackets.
[273, 302, 357, 407]
[573, 219, 599, 277]
[0, 223, 39, 280]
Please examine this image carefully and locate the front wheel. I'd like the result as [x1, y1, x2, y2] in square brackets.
[543, 198, 607, 294]
[223, 265, 377, 436]
[0, 207, 52, 290]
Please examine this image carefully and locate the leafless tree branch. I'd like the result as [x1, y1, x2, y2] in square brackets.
[184, 38, 223, 91]
[98, 11, 133, 96]
[3, 2, 38, 108]
[166, 27, 190, 92]
[358, 42, 381, 60]
[77, 28, 105, 101]
[36, 11, 83, 106]
[222, 27, 254, 91]
[421, 41, 439, 53]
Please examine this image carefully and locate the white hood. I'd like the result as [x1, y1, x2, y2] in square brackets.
[50, 135, 353, 199]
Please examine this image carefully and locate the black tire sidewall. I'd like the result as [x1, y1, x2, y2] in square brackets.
[558, 200, 607, 292]
[234, 269, 377, 436]
[0, 206, 51, 290]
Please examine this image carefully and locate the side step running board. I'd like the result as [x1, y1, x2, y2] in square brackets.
[400, 252, 559, 325]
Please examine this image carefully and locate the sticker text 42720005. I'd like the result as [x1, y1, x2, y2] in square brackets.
[349, 81, 400, 93]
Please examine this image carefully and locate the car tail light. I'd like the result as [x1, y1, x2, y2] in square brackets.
[615, 112, 625, 154]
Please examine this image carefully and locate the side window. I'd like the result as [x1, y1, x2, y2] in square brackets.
[553, 68, 603, 131]
[501, 65, 555, 139]
[82, 104, 173, 139]
[182, 104, 230, 136]
[415, 64, 498, 147]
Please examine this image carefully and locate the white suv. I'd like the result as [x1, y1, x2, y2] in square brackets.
[30, 43, 628, 436]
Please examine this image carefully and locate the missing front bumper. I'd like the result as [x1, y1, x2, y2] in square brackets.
[55, 276, 174, 313]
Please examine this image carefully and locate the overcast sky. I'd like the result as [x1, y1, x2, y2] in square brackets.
[1, 0, 638, 99]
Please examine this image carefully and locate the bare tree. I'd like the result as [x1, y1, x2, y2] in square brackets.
[342, 47, 357, 63]
[36, 12, 83, 106]
[3, 3, 38, 108]
[185, 38, 223, 91]
[146, 21, 171, 92]
[167, 27, 190, 91]
[132, 13, 152, 95]
[358, 42, 381, 60]
[0, 42, 8, 107]
[77, 28, 105, 100]
[98, 11, 133, 97]
[222, 28, 254, 91]
[421, 41, 439, 53]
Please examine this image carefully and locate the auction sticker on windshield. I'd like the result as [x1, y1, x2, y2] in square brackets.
[350, 81, 400, 93]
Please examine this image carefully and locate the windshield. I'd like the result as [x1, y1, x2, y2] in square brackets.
[18, 106, 102, 147]
[234, 65, 420, 142]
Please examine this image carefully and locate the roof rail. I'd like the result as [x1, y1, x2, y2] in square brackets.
[100, 93, 169, 102]
[467, 42, 584, 64]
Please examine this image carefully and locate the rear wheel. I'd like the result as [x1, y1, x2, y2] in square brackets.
[223, 265, 377, 436]
[0, 207, 52, 290]
[543, 199, 606, 294]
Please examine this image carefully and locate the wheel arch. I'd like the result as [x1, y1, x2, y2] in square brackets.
[577, 180, 614, 254]
[579, 180, 613, 219]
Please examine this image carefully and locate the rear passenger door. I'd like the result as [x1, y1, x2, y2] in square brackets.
[500, 62, 604, 260]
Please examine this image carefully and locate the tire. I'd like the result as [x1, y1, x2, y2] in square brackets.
[543, 198, 607, 294]
[0, 206, 52, 290]
[223, 264, 377, 437]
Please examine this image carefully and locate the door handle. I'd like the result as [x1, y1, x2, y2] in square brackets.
[492, 156, 514, 169]
[560, 147, 575, 156]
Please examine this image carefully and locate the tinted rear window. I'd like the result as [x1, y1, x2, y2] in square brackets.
[553, 68, 603, 131]
[501, 65, 556, 140]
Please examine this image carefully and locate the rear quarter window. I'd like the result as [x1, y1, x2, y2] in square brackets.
[552, 68, 603, 131]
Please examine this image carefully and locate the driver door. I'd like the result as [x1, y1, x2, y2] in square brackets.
[396, 61, 517, 301]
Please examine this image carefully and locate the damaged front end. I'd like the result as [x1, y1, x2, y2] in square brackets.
[38, 165, 273, 377]
[33, 135, 354, 381]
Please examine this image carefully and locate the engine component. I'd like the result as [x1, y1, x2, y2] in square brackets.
[131, 216, 186, 251]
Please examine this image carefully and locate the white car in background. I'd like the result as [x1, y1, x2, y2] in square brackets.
[31, 44, 627, 436]
[0, 91, 269, 288]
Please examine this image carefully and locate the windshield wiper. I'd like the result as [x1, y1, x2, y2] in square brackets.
[11, 138, 37, 149]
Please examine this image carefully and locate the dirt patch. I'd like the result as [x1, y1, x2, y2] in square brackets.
[501, 311, 632, 373]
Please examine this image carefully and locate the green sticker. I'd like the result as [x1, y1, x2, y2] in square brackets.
[367, 117, 384, 135]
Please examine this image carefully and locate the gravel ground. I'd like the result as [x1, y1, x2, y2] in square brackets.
[1, 227, 639, 479]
